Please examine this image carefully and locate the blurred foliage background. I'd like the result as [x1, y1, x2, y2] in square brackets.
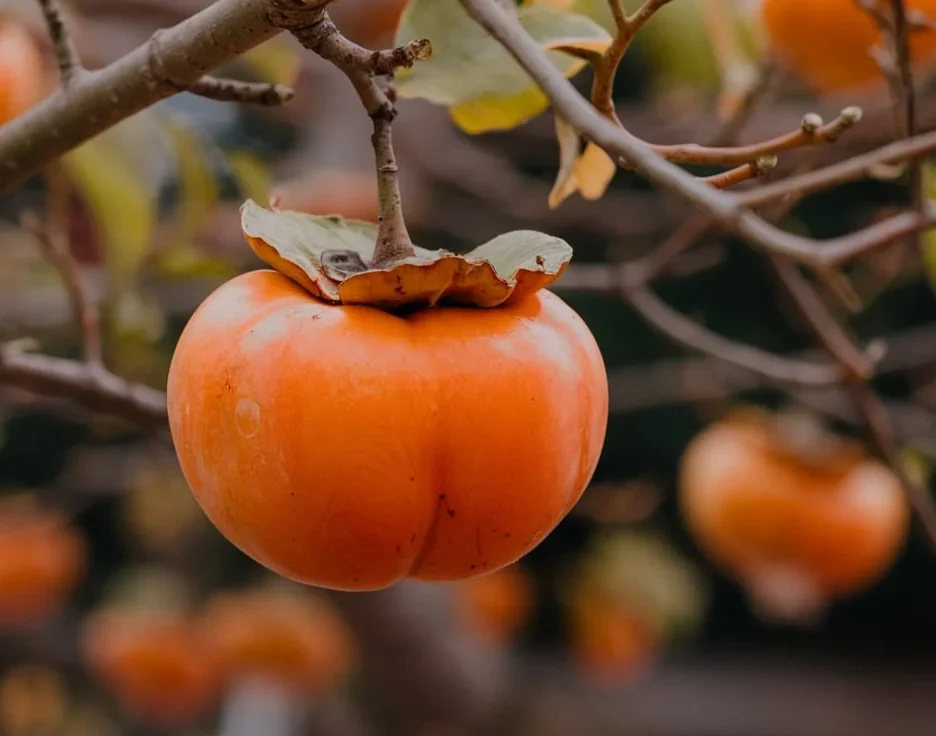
[2, 0, 936, 734]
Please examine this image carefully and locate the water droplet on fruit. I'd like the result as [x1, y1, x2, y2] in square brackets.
[235, 398, 261, 438]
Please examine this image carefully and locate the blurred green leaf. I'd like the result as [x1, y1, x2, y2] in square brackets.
[395, 0, 611, 133]
[239, 36, 302, 86]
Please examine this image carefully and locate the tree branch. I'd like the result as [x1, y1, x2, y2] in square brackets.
[186, 75, 295, 105]
[36, 0, 83, 84]
[0, 0, 333, 195]
[455, 0, 936, 269]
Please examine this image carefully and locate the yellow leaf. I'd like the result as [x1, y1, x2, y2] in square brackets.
[227, 150, 273, 204]
[395, 0, 612, 133]
[239, 36, 302, 86]
[549, 113, 616, 207]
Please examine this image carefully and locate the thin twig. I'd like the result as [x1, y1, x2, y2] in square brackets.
[288, 13, 431, 267]
[770, 257, 936, 550]
[186, 76, 295, 105]
[36, 0, 83, 84]
[456, 0, 936, 269]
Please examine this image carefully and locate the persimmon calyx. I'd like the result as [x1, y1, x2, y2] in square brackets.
[240, 199, 574, 309]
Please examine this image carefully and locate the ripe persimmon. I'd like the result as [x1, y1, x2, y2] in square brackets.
[453, 565, 535, 646]
[199, 586, 355, 694]
[679, 410, 909, 621]
[331, 0, 409, 47]
[569, 593, 658, 683]
[0, 498, 86, 629]
[81, 609, 220, 728]
[0, 18, 45, 124]
[761, 0, 936, 93]
[167, 266, 607, 591]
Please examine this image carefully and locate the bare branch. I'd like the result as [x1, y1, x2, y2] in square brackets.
[0, 343, 167, 427]
[186, 76, 295, 105]
[289, 13, 432, 267]
[0, 0, 334, 196]
[36, 0, 83, 84]
[456, 0, 936, 269]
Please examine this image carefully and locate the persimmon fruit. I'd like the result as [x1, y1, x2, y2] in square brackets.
[453, 565, 535, 646]
[569, 593, 658, 684]
[761, 0, 936, 93]
[199, 587, 355, 693]
[0, 19, 45, 124]
[167, 269, 608, 591]
[0, 499, 86, 629]
[81, 610, 220, 728]
[679, 411, 909, 619]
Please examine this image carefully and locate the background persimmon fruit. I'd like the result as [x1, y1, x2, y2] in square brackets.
[81, 609, 220, 728]
[199, 585, 355, 694]
[0, 497, 86, 630]
[167, 271, 608, 591]
[679, 410, 909, 621]
[0, 17, 45, 124]
[453, 564, 535, 646]
[760, 0, 936, 93]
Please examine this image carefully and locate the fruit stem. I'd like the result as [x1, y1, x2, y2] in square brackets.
[370, 107, 417, 269]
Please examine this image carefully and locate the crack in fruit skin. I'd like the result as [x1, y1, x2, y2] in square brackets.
[166, 270, 608, 591]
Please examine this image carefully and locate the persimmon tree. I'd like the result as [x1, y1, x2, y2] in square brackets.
[2, 0, 936, 732]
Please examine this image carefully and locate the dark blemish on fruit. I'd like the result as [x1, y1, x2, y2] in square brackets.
[470, 564, 476, 570]
[504, 532, 511, 538]
[395, 543, 402, 554]
[438, 494, 446, 500]
[410, 532, 417, 544]
[410, 476, 415, 482]
[446, 508, 456, 517]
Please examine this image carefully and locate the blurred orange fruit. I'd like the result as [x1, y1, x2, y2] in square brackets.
[679, 410, 908, 619]
[453, 565, 535, 646]
[761, 0, 936, 93]
[81, 610, 220, 728]
[0, 498, 86, 629]
[0, 18, 45, 124]
[199, 587, 355, 694]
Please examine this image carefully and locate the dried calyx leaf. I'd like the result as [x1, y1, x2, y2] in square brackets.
[241, 199, 573, 310]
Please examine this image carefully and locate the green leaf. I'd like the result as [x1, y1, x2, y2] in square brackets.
[241, 199, 573, 308]
[922, 161, 936, 294]
[394, 0, 612, 133]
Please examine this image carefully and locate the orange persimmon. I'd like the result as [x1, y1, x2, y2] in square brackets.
[167, 269, 608, 591]
[453, 565, 535, 646]
[199, 587, 355, 694]
[0, 498, 86, 629]
[761, 0, 936, 93]
[0, 18, 45, 124]
[81, 609, 220, 728]
[569, 593, 658, 684]
[679, 410, 908, 619]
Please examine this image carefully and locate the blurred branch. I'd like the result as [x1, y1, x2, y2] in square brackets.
[186, 75, 295, 105]
[36, 0, 83, 84]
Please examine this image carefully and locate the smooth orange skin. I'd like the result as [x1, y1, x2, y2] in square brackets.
[679, 416, 909, 598]
[762, 0, 936, 93]
[167, 270, 608, 591]
[82, 611, 220, 728]
[454, 565, 535, 646]
[0, 508, 86, 629]
[199, 590, 355, 693]
[569, 595, 657, 683]
[0, 20, 44, 124]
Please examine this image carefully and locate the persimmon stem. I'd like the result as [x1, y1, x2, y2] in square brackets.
[288, 13, 430, 268]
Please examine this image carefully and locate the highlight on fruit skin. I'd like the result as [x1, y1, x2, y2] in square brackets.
[198, 584, 356, 694]
[452, 564, 535, 646]
[81, 608, 221, 729]
[0, 495, 86, 630]
[760, 0, 936, 94]
[0, 17, 46, 124]
[679, 408, 909, 625]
